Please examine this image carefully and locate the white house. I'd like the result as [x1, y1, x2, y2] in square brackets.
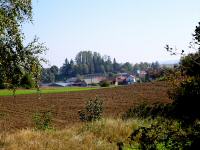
[126, 75, 136, 84]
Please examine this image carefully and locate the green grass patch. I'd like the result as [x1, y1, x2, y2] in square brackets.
[0, 87, 98, 96]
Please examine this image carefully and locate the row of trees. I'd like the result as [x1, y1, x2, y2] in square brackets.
[41, 51, 163, 83]
[59, 51, 134, 79]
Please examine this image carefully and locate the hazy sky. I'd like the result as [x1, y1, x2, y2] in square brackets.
[23, 0, 200, 67]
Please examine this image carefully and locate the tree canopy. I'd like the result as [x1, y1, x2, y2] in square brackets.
[0, 0, 47, 91]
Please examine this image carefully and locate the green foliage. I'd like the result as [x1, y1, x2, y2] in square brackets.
[125, 22, 200, 150]
[0, 66, 5, 89]
[41, 65, 59, 83]
[33, 111, 53, 131]
[78, 97, 103, 122]
[0, 81, 5, 89]
[122, 102, 170, 120]
[168, 76, 200, 122]
[129, 118, 193, 150]
[0, 0, 47, 95]
[99, 80, 110, 87]
[20, 74, 35, 89]
[180, 52, 200, 77]
[90, 83, 99, 86]
[164, 22, 200, 123]
[121, 62, 133, 73]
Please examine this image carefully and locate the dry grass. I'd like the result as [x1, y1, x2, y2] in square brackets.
[0, 118, 148, 150]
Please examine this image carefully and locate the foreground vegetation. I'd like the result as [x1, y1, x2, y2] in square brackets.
[0, 118, 149, 150]
[0, 87, 98, 96]
[1, 117, 199, 150]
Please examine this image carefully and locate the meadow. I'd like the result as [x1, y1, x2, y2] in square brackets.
[0, 118, 148, 150]
[0, 87, 98, 96]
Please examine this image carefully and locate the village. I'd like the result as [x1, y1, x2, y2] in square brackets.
[41, 71, 147, 87]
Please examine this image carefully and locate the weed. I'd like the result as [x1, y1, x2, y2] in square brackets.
[33, 110, 53, 130]
[78, 97, 103, 122]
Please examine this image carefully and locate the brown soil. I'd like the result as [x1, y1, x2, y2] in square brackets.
[0, 82, 171, 131]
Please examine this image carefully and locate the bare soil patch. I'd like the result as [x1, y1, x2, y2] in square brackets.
[0, 82, 171, 131]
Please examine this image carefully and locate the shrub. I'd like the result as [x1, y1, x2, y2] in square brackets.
[33, 110, 53, 130]
[128, 118, 199, 150]
[78, 97, 103, 122]
[168, 76, 200, 123]
[20, 74, 35, 89]
[90, 83, 99, 86]
[99, 80, 110, 87]
[122, 102, 170, 120]
[0, 83, 5, 89]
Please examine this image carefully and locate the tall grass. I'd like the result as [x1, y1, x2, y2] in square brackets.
[0, 118, 147, 150]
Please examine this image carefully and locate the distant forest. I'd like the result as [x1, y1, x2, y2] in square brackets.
[41, 51, 163, 83]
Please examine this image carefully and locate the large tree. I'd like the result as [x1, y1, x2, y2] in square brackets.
[0, 0, 47, 93]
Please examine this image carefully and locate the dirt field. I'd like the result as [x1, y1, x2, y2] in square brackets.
[0, 82, 171, 131]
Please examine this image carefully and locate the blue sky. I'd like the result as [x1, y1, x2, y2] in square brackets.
[23, 0, 200, 67]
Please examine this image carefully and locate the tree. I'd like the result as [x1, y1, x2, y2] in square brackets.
[41, 65, 60, 83]
[50, 65, 59, 76]
[165, 22, 200, 123]
[0, 65, 5, 89]
[120, 62, 133, 73]
[20, 73, 35, 89]
[0, 0, 47, 94]
[113, 58, 120, 73]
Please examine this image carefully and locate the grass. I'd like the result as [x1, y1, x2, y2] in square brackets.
[0, 87, 98, 96]
[0, 118, 148, 150]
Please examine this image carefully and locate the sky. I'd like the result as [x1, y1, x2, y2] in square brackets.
[23, 0, 200, 67]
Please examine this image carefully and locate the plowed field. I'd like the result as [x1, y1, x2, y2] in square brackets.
[0, 82, 171, 131]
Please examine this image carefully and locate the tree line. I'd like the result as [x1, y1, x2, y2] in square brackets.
[41, 51, 163, 83]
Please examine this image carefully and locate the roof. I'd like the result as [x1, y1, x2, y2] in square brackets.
[48, 82, 70, 87]
[66, 77, 77, 82]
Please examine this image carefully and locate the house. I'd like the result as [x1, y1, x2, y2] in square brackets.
[126, 75, 136, 84]
[115, 74, 136, 85]
[66, 77, 77, 83]
[83, 74, 106, 86]
[115, 75, 126, 85]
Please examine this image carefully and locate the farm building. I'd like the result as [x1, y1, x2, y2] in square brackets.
[48, 82, 69, 87]
[115, 74, 136, 85]
[126, 75, 136, 84]
[83, 74, 106, 85]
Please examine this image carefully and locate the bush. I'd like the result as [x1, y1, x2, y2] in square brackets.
[33, 110, 53, 130]
[0, 83, 5, 89]
[168, 76, 200, 123]
[20, 74, 35, 89]
[99, 80, 110, 87]
[90, 83, 99, 86]
[128, 118, 200, 150]
[78, 97, 103, 122]
[122, 102, 170, 120]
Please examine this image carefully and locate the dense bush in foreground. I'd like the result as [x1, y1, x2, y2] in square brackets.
[78, 97, 103, 122]
[128, 118, 200, 150]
